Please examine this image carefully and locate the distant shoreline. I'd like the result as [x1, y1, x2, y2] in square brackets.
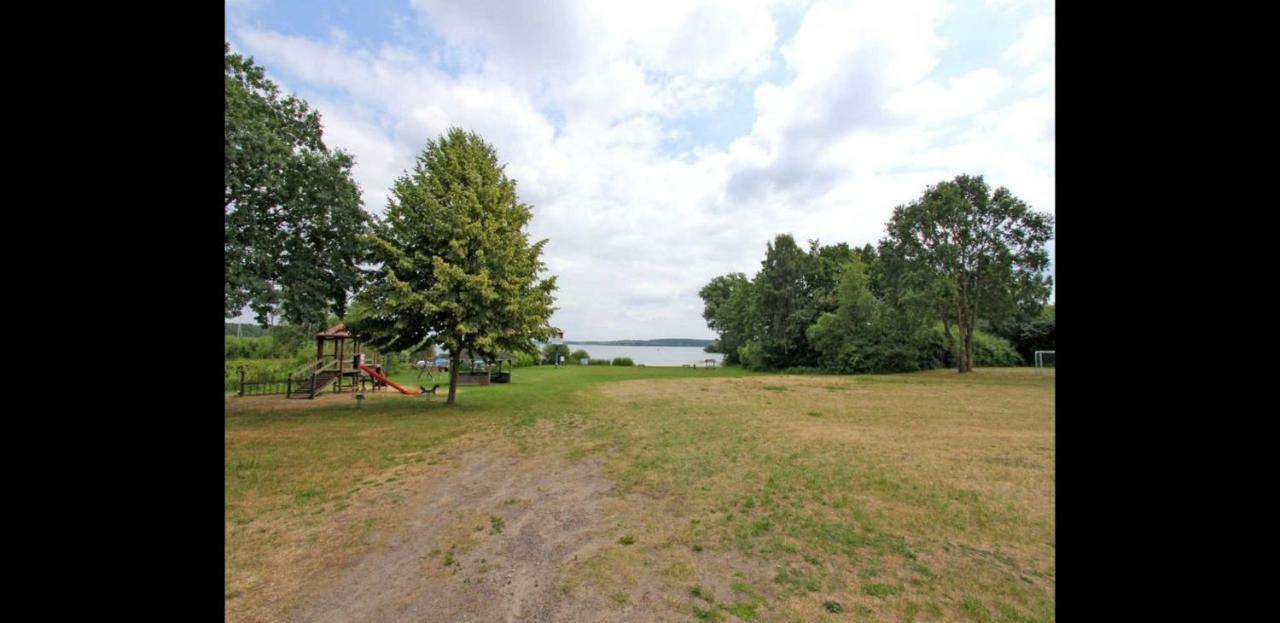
[565, 339, 713, 348]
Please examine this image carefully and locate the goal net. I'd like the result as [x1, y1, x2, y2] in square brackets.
[1034, 350, 1056, 372]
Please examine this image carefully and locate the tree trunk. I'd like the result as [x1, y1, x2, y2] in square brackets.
[953, 287, 971, 374]
[966, 280, 980, 372]
[963, 337, 974, 373]
[447, 354, 460, 404]
[941, 315, 954, 367]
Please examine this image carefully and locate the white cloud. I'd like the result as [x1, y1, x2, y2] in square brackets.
[1004, 14, 1054, 94]
[1005, 15, 1053, 67]
[229, 0, 1055, 338]
[983, 0, 1053, 12]
[412, 0, 779, 121]
[887, 68, 1011, 123]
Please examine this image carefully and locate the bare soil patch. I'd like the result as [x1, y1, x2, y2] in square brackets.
[288, 447, 619, 622]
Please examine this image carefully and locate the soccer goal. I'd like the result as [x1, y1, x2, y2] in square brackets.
[1034, 350, 1056, 372]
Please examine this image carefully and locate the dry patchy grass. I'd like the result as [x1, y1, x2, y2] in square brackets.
[226, 366, 1054, 622]
[541, 368, 1055, 621]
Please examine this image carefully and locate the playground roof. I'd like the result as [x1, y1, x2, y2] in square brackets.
[316, 323, 353, 339]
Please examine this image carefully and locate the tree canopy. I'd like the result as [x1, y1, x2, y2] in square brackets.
[353, 128, 558, 403]
[880, 175, 1054, 372]
[225, 43, 369, 326]
[701, 174, 1054, 374]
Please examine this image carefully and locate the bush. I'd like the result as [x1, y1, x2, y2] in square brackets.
[225, 322, 268, 337]
[972, 330, 1023, 366]
[588, 358, 611, 366]
[224, 352, 314, 391]
[512, 351, 539, 367]
[736, 341, 768, 371]
[1004, 317, 1054, 364]
[928, 325, 1023, 368]
[611, 357, 635, 366]
[543, 343, 570, 365]
[821, 340, 927, 375]
[570, 349, 590, 361]
[225, 335, 276, 360]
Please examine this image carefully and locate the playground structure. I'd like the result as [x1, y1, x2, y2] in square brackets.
[286, 323, 407, 398]
[359, 363, 434, 396]
[275, 324, 516, 398]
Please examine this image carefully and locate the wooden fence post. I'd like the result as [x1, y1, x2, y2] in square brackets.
[238, 367, 246, 397]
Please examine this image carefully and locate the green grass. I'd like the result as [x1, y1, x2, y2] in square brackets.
[226, 364, 1054, 621]
[863, 582, 903, 598]
[693, 604, 720, 620]
[725, 601, 760, 620]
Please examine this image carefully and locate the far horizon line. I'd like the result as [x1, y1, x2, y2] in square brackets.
[225, 321, 713, 344]
[562, 337, 713, 342]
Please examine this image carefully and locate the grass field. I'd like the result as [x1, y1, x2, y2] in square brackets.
[225, 365, 1054, 622]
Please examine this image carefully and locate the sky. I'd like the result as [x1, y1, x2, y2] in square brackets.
[226, 0, 1055, 340]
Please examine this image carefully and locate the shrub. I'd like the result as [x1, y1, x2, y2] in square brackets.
[611, 357, 635, 366]
[542, 343, 570, 365]
[224, 353, 312, 391]
[225, 335, 276, 360]
[588, 358, 611, 366]
[570, 349, 590, 361]
[972, 330, 1023, 366]
[736, 341, 768, 370]
[928, 324, 1023, 368]
[1002, 316, 1055, 364]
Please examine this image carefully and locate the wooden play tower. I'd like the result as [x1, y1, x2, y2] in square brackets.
[286, 323, 385, 398]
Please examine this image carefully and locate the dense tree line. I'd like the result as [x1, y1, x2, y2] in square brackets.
[701, 175, 1054, 374]
[225, 44, 370, 326]
[225, 323, 269, 338]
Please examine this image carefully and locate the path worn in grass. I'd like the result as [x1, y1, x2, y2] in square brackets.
[290, 447, 615, 622]
[226, 366, 1054, 622]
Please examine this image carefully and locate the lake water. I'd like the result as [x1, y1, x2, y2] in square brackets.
[564, 343, 723, 367]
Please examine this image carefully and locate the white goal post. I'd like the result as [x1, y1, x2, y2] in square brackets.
[1034, 350, 1055, 372]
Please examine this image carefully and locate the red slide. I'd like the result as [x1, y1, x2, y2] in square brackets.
[359, 364, 420, 395]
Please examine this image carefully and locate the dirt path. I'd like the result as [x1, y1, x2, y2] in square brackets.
[289, 450, 617, 622]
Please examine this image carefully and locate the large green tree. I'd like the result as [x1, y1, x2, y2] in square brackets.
[880, 175, 1054, 372]
[754, 234, 816, 369]
[700, 239, 859, 369]
[698, 272, 755, 364]
[353, 128, 558, 404]
[805, 257, 880, 369]
[805, 255, 938, 374]
[225, 43, 369, 326]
